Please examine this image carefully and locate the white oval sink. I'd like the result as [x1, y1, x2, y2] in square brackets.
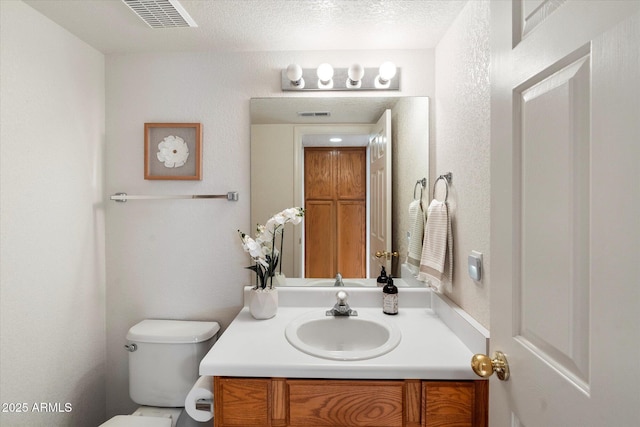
[285, 311, 401, 361]
[307, 279, 367, 287]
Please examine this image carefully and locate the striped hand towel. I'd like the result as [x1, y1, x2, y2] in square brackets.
[418, 199, 453, 290]
[406, 199, 426, 275]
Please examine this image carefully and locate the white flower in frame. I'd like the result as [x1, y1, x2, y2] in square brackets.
[157, 135, 189, 168]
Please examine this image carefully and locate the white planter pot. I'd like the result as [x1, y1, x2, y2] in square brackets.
[249, 288, 278, 320]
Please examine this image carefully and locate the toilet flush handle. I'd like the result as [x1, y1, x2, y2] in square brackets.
[124, 343, 137, 352]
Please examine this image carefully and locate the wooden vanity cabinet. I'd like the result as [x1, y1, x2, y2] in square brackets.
[213, 377, 488, 427]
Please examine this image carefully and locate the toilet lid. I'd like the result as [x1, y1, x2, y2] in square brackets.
[99, 415, 172, 427]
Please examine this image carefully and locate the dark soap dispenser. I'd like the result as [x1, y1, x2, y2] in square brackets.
[382, 276, 398, 315]
[377, 266, 388, 287]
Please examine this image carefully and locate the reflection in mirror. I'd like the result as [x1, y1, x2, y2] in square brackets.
[250, 97, 429, 286]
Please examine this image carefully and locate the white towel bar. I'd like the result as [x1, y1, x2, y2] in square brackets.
[110, 192, 239, 202]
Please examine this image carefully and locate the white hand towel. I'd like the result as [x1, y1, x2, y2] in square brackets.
[406, 199, 426, 275]
[418, 199, 453, 290]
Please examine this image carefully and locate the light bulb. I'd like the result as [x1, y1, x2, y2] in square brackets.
[346, 63, 364, 88]
[379, 61, 397, 81]
[317, 63, 334, 88]
[286, 63, 304, 88]
[376, 61, 397, 88]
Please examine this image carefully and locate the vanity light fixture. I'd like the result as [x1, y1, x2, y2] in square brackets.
[282, 62, 400, 91]
[329, 137, 343, 143]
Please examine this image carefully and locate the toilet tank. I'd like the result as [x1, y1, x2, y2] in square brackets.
[126, 319, 220, 407]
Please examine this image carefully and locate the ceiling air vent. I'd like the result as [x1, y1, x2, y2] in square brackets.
[122, 0, 198, 28]
[297, 112, 331, 117]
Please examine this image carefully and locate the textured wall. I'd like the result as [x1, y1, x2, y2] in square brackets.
[250, 124, 297, 276]
[434, 0, 491, 328]
[392, 97, 430, 276]
[0, 2, 106, 425]
[105, 49, 434, 418]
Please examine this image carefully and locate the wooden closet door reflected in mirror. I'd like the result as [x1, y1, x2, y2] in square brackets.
[304, 147, 366, 278]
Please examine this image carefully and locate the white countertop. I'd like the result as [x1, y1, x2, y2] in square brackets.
[199, 286, 487, 381]
[276, 277, 419, 287]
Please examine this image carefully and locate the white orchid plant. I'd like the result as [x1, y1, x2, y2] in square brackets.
[238, 207, 304, 289]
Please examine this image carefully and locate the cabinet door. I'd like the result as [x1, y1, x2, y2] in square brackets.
[305, 148, 334, 199]
[304, 200, 335, 277]
[337, 200, 366, 277]
[288, 380, 404, 427]
[336, 149, 366, 200]
[214, 378, 269, 427]
[423, 381, 488, 427]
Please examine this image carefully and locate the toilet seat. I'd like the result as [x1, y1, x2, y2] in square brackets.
[99, 415, 171, 427]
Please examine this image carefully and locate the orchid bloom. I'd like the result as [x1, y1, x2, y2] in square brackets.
[238, 207, 304, 289]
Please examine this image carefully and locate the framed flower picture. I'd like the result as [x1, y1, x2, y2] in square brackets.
[144, 123, 202, 180]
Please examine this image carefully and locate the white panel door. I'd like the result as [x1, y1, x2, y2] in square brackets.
[369, 109, 392, 278]
[490, 1, 640, 425]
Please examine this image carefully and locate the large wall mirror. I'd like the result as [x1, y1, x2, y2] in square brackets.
[250, 96, 429, 286]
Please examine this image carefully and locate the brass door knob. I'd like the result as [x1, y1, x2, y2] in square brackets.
[375, 251, 399, 259]
[471, 351, 510, 381]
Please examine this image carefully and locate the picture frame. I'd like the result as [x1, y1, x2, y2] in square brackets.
[144, 123, 202, 180]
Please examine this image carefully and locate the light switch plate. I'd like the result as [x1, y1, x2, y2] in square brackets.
[468, 251, 483, 281]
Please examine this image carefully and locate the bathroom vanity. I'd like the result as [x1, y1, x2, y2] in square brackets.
[200, 286, 489, 427]
[212, 377, 486, 427]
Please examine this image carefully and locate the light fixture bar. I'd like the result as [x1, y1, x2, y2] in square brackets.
[281, 67, 401, 91]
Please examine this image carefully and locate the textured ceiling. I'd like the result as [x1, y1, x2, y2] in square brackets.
[24, 0, 467, 54]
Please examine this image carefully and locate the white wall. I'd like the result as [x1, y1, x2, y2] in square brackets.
[0, 2, 106, 426]
[250, 124, 297, 277]
[105, 49, 434, 417]
[434, 0, 491, 328]
[392, 97, 430, 273]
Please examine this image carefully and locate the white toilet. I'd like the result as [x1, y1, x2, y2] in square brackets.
[100, 319, 220, 427]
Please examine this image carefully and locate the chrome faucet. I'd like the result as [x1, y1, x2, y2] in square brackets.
[326, 290, 358, 316]
[334, 273, 344, 287]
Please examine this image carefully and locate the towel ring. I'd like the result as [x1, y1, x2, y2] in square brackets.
[413, 178, 427, 200]
[433, 172, 452, 202]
